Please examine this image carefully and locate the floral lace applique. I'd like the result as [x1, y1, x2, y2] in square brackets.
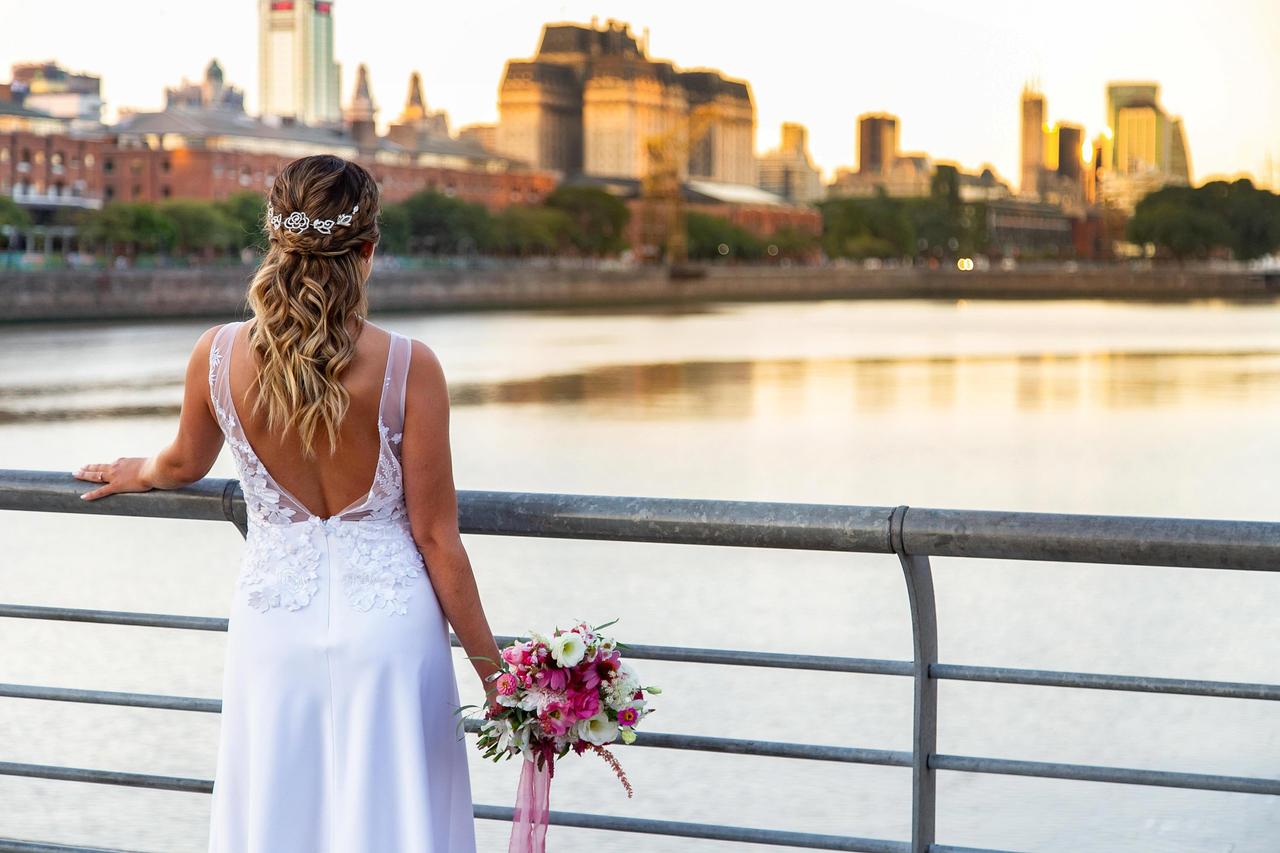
[239, 522, 322, 612]
[209, 338, 302, 527]
[211, 327, 424, 616]
[318, 517, 425, 616]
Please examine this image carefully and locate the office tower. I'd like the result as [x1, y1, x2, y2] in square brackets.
[258, 0, 341, 125]
[1020, 85, 1045, 198]
[1105, 82, 1190, 182]
[757, 122, 823, 204]
[497, 18, 755, 184]
[857, 113, 898, 175]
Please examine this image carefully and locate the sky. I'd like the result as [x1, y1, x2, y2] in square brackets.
[4, 0, 1278, 187]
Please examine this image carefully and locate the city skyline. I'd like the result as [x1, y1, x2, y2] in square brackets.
[3, 0, 1278, 188]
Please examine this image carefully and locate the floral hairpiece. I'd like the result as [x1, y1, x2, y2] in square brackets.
[267, 202, 359, 236]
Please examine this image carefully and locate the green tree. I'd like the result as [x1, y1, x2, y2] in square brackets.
[1127, 203, 1231, 260]
[818, 193, 915, 259]
[160, 200, 234, 255]
[1131, 180, 1280, 260]
[767, 225, 820, 260]
[0, 196, 30, 230]
[399, 190, 492, 254]
[217, 191, 269, 252]
[686, 212, 764, 261]
[378, 202, 411, 255]
[80, 203, 177, 256]
[487, 206, 570, 256]
[543, 186, 630, 255]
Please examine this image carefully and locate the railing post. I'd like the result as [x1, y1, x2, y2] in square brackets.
[891, 505, 937, 853]
[220, 480, 248, 539]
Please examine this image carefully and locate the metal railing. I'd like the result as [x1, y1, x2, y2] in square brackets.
[0, 467, 1277, 853]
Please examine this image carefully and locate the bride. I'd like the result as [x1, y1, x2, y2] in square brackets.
[74, 154, 501, 852]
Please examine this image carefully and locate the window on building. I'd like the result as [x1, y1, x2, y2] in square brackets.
[84, 154, 95, 168]
[162, 159, 171, 173]
[162, 185, 172, 198]
[105, 186, 115, 200]
[130, 160, 143, 176]
[132, 184, 142, 198]
[34, 151, 45, 165]
[0, 149, 7, 163]
[103, 158, 114, 173]
[51, 152, 63, 166]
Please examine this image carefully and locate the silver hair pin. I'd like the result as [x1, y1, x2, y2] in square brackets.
[268, 203, 359, 236]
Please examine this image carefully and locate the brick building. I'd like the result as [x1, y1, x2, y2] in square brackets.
[102, 108, 556, 210]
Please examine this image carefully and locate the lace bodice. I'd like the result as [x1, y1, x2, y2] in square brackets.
[208, 320, 426, 616]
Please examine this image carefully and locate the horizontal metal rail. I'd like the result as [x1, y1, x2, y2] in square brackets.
[0, 839, 137, 853]
[3, 604, 1275, 701]
[0, 837, 1011, 853]
[3, 469, 1278, 570]
[930, 754, 1280, 796]
[1, 469, 1277, 853]
[0, 763, 905, 853]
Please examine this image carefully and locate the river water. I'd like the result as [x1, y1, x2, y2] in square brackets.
[0, 298, 1277, 852]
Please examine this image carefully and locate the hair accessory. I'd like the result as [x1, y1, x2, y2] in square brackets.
[268, 203, 359, 236]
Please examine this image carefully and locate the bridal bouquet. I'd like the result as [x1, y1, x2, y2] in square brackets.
[460, 619, 659, 852]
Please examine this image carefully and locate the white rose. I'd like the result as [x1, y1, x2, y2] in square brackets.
[575, 711, 619, 746]
[550, 631, 586, 668]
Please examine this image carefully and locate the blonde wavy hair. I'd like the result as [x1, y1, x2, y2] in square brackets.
[245, 154, 381, 459]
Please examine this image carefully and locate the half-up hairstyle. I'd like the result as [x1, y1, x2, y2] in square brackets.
[245, 154, 381, 459]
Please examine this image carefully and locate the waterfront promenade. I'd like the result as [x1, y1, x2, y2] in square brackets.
[2, 264, 1278, 324]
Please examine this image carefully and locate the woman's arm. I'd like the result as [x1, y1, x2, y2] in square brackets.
[76, 325, 227, 500]
[401, 339, 503, 714]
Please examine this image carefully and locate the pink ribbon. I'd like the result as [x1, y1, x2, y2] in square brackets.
[508, 751, 553, 852]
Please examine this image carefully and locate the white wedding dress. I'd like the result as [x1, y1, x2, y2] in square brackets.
[205, 320, 477, 853]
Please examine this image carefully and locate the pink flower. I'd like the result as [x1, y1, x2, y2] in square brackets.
[495, 672, 517, 696]
[617, 706, 640, 727]
[572, 661, 601, 691]
[535, 666, 569, 693]
[501, 646, 523, 666]
[568, 689, 600, 721]
[539, 700, 573, 736]
[594, 655, 619, 682]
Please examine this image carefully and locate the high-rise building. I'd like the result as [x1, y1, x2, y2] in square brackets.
[1019, 85, 1045, 198]
[1105, 82, 1190, 182]
[757, 122, 823, 204]
[1055, 123, 1084, 181]
[1101, 81, 1191, 210]
[497, 19, 755, 185]
[258, 0, 341, 125]
[857, 113, 898, 175]
[829, 112, 931, 198]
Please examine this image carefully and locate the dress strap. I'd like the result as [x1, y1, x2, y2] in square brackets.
[380, 332, 412, 439]
[207, 321, 242, 431]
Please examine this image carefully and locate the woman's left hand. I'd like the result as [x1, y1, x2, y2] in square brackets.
[73, 457, 153, 501]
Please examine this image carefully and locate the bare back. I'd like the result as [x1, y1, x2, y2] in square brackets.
[218, 318, 404, 521]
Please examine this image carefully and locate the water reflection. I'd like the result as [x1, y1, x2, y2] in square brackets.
[3, 349, 1280, 424]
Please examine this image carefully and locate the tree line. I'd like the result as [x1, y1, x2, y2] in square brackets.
[1126, 179, 1280, 261]
[817, 165, 989, 262]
